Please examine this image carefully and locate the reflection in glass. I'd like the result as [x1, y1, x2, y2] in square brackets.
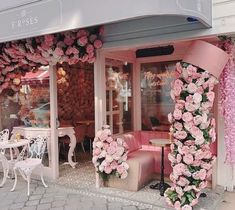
[141, 61, 177, 131]
[105, 58, 133, 134]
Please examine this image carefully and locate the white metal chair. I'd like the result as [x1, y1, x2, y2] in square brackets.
[0, 129, 9, 145]
[11, 136, 48, 196]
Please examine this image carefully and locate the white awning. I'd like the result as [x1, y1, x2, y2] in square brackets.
[0, 0, 212, 43]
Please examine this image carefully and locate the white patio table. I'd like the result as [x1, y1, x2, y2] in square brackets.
[0, 139, 29, 187]
[11, 126, 77, 168]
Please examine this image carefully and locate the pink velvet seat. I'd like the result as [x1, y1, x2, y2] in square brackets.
[107, 130, 217, 191]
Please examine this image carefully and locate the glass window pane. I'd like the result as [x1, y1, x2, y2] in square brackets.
[141, 61, 177, 131]
[105, 58, 133, 134]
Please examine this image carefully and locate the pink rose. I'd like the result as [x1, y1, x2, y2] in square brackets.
[181, 146, 190, 155]
[94, 39, 103, 49]
[177, 176, 189, 187]
[190, 126, 203, 138]
[174, 201, 181, 210]
[187, 65, 197, 76]
[176, 154, 182, 163]
[110, 141, 118, 148]
[110, 161, 118, 170]
[193, 115, 203, 125]
[104, 165, 112, 174]
[117, 165, 125, 174]
[206, 91, 215, 102]
[176, 62, 183, 73]
[173, 109, 182, 120]
[64, 37, 74, 46]
[185, 102, 197, 112]
[175, 100, 185, 110]
[183, 154, 194, 165]
[201, 162, 212, 170]
[199, 181, 208, 189]
[168, 153, 176, 163]
[173, 163, 186, 176]
[174, 122, 183, 131]
[174, 131, 187, 140]
[121, 171, 128, 179]
[193, 93, 202, 104]
[195, 136, 205, 145]
[77, 29, 89, 38]
[54, 47, 64, 56]
[78, 36, 88, 46]
[86, 44, 94, 54]
[187, 83, 197, 93]
[192, 159, 202, 167]
[182, 112, 193, 122]
[168, 113, 173, 123]
[182, 205, 192, 210]
[191, 199, 198, 206]
[107, 146, 116, 155]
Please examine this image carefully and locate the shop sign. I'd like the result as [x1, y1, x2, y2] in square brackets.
[0, 0, 62, 42]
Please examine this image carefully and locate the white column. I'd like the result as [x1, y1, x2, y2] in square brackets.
[49, 65, 59, 179]
[94, 50, 106, 133]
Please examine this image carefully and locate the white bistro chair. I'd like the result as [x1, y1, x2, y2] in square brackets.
[0, 129, 9, 145]
[11, 136, 48, 196]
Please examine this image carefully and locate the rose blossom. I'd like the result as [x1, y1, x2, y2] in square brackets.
[182, 112, 193, 122]
[117, 165, 125, 174]
[107, 146, 116, 155]
[187, 83, 197, 93]
[78, 36, 88, 46]
[199, 181, 208, 189]
[174, 131, 187, 140]
[173, 163, 186, 176]
[93, 148, 101, 156]
[193, 115, 203, 125]
[86, 44, 94, 54]
[174, 201, 181, 210]
[168, 113, 173, 123]
[193, 93, 202, 104]
[176, 154, 182, 163]
[104, 165, 112, 174]
[206, 91, 215, 102]
[183, 154, 194, 164]
[174, 122, 183, 131]
[177, 176, 189, 187]
[94, 39, 103, 49]
[173, 109, 182, 120]
[185, 102, 197, 112]
[182, 205, 192, 210]
[105, 155, 113, 163]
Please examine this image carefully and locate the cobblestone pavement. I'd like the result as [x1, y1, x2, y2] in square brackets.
[0, 178, 167, 210]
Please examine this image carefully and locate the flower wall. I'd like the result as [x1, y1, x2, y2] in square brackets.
[57, 62, 94, 122]
[92, 126, 129, 181]
[0, 27, 103, 95]
[218, 37, 235, 164]
[165, 62, 217, 210]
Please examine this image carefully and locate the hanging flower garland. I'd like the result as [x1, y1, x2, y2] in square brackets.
[92, 125, 129, 181]
[165, 62, 217, 210]
[218, 37, 235, 164]
[0, 26, 103, 95]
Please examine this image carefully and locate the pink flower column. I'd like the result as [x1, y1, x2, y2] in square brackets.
[218, 38, 235, 164]
[165, 41, 228, 210]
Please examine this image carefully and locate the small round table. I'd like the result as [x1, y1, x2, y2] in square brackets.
[150, 138, 171, 196]
[0, 139, 29, 187]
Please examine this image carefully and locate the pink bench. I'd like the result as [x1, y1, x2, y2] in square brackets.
[107, 131, 217, 191]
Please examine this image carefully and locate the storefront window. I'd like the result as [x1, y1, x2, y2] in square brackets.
[105, 58, 133, 134]
[140, 61, 177, 131]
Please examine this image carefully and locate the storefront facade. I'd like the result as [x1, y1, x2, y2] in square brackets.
[0, 0, 234, 192]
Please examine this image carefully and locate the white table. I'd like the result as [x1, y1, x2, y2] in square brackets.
[11, 126, 77, 168]
[0, 139, 29, 187]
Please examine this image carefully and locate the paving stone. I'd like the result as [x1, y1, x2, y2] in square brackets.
[29, 194, 43, 200]
[22, 206, 37, 210]
[122, 206, 138, 210]
[26, 199, 40, 206]
[52, 200, 66, 207]
[37, 203, 51, 210]
[9, 202, 25, 209]
[40, 197, 54, 204]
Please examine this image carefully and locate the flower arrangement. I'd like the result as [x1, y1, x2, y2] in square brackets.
[165, 62, 217, 210]
[92, 125, 129, 181]
[0, 26, 103, 95]
[218, 36, 235, 164]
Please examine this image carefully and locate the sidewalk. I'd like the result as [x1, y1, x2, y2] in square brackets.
[0, 178, 156, 210]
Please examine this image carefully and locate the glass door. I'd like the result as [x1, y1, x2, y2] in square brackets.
[105, 58, 133, 134]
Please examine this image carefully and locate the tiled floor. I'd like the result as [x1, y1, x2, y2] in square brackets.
[218, 191, 235, 210]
